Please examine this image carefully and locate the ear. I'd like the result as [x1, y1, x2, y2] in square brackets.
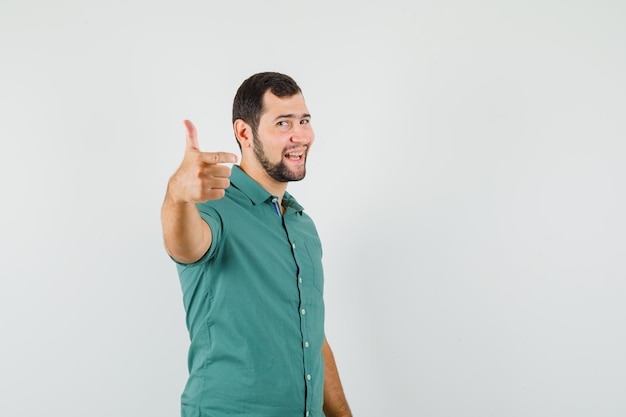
[234, 119, 253, 148]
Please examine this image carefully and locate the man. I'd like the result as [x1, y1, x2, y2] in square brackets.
[161, 72, 351, 417]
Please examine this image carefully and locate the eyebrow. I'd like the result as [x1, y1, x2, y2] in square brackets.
[273, 113, 312, 121]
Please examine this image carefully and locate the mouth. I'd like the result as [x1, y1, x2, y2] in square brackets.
[284, 149, 306, 162]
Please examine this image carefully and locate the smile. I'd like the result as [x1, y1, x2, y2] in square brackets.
[284, 150, 305, 161]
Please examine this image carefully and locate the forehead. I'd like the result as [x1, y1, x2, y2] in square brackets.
[261, 91, 309, 118]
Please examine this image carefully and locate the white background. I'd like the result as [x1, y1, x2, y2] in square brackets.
[1, 1, 625, 416]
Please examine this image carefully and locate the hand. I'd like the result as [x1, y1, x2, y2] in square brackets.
[168, 120, 238, 204]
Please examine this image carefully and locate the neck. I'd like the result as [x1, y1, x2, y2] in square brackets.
[239, 160, 289, 203]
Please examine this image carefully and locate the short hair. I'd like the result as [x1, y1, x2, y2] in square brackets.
[232, 72, 302, 147]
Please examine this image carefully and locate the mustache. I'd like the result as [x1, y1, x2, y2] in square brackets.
[283, 145, 308, 153]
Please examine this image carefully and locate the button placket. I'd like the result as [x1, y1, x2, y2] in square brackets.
[284, 216, 318, 414]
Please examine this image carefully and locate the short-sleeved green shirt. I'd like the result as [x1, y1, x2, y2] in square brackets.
[175, 165, 325, 417]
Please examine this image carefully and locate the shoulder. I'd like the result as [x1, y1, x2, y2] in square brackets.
[197, 184, 251, 214]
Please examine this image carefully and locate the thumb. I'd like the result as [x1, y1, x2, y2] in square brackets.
[184, 119, 200, 151]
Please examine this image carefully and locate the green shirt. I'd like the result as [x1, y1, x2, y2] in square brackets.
[176, 165, 325, 417]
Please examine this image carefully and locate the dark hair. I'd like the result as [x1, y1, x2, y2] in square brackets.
[232, 72, 302, 147]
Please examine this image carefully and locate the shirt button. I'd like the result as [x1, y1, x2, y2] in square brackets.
[301, 309, 306, 315]
[292, 243, 296, 249]
[306, 374, 312, 381]
[304, 341, 309, 348]
[306, 412, 310, 417]
[299, 276, 303, 284]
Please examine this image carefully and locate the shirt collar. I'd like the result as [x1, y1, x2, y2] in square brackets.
[230, 165, 304, 214]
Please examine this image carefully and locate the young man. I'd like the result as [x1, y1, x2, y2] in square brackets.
[161, 72, 351, 417]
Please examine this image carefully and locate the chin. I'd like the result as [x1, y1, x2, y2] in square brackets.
[269, 166, 306, 183]
[288, 165, 307, 182]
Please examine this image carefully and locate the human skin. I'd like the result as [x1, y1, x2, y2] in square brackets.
[160, 119, 236, 264]
[233, 91, 314, 205]
[161, 91, 351, 415]
[162, 91, 313, 262]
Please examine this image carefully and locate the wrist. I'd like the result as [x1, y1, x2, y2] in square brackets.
[165, 179, 194, 206]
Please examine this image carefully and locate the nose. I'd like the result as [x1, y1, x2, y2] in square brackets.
[291, 123, 314, 144]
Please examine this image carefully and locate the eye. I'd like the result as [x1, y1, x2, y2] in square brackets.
[300, 119, 310, 125]
[277, 121, 289, 127]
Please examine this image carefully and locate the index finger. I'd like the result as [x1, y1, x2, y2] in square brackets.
[200, 152, 238, 165]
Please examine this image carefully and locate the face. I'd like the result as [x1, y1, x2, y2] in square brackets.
[252, 91, 315, 182]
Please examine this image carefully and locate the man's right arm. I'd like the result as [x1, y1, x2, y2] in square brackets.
[161, 120, 238, 264]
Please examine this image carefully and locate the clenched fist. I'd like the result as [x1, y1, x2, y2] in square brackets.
[168, 120, 238, 204]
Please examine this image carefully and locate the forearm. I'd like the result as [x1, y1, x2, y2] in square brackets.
[322, 338, 352, 417]
[161, 185, 211, 264]
[160, 119, 235, 264]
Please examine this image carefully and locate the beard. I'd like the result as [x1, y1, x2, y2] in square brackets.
[253, 133, 307, 182]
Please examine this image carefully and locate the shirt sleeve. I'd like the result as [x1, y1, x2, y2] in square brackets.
[169, 202, 224, 266]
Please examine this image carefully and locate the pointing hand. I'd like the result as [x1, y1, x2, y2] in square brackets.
[169, 120, 238, 204]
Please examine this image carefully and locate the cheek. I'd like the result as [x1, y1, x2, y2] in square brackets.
[268, 140, 288, 159]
